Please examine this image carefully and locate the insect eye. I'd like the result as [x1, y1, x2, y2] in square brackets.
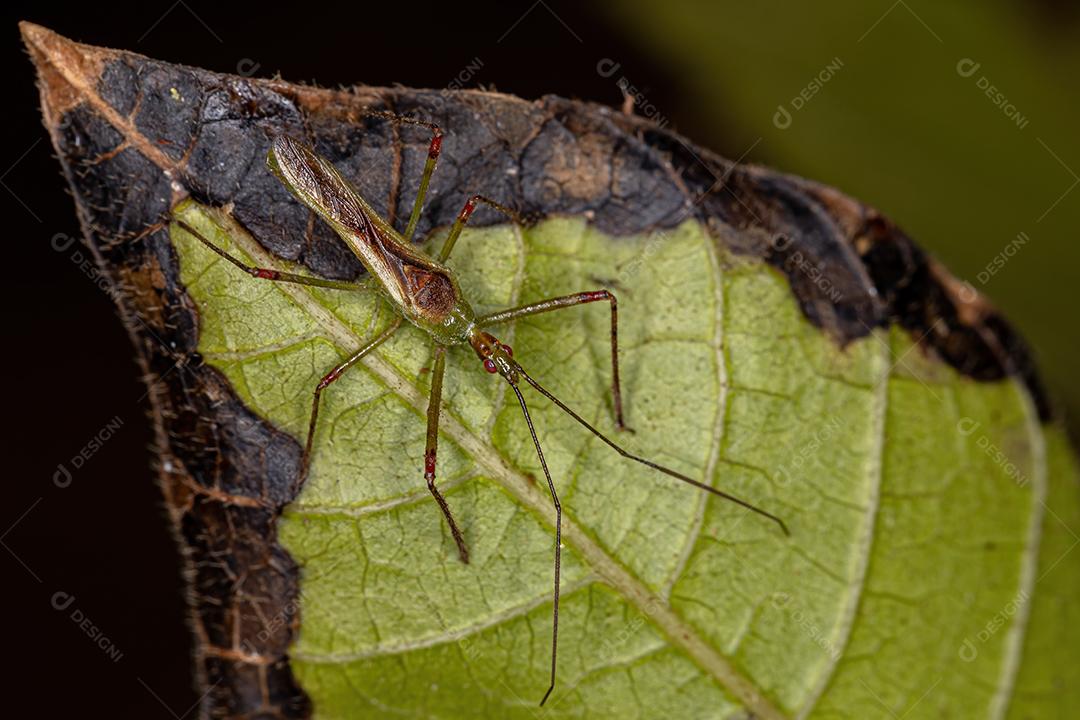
[501, 343, 513, 357]
[483, 358, 497, 373]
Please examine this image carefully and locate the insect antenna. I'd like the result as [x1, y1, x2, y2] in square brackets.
[505, 362, 789, 708]
[517, 367, 790, 537]
[508, 381, 562, 706]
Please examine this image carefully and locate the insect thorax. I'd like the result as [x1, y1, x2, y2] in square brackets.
[395, 263, 476, 346]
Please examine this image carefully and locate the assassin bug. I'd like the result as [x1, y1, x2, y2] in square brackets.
[173, 111, 789, 706]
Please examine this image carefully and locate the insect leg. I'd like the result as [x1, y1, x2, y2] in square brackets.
[507, 381, 562, 706]
[300, 317, 404, 483]
[438, 195, 528, 263]
[358, 110, 444, 242]
[424, 345, 470, 564]
[173, 219, 371, 292]
[479, 291, 628, 430]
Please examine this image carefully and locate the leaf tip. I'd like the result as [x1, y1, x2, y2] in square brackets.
[21, 22, 107, 129]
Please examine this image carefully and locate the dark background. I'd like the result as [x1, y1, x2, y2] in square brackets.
[4, 1, 1077, 717]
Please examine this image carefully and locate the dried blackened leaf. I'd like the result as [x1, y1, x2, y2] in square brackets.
[24, 21, 1078, 720]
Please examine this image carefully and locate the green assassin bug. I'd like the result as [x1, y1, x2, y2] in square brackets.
[173, 111, 788, 706]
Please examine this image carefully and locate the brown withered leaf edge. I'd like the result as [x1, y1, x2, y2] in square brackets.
[22, 21, 1052, 719]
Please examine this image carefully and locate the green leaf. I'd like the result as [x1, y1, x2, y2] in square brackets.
[172, 202, 1078, 719]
